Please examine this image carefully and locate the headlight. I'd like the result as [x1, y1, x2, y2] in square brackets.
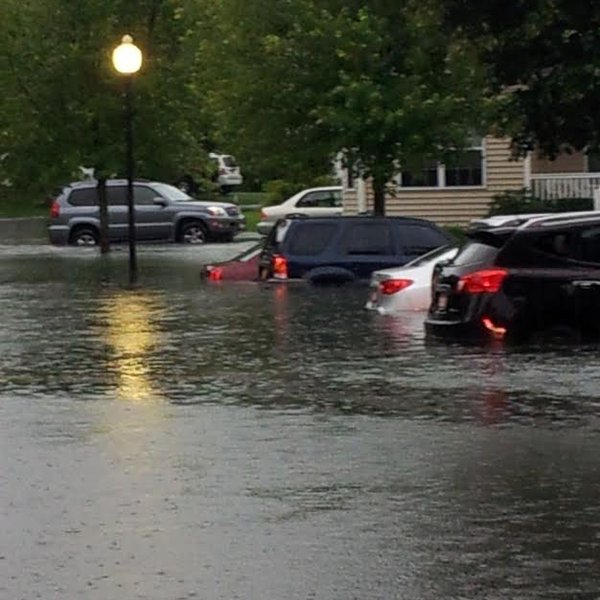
[207, 206, 227, 216]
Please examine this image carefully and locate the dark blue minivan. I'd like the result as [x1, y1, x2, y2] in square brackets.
[258, 215, 453, 284]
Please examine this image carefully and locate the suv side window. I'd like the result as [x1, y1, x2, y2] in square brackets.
[399, 224, 449, 254]
[286, 222, 337, 255]
[341, 223, 394, 255]
[575, 226, 600, 265]
[107, 186, 127, 206]
[134, 186, 157, 206]
[68, 188, 98, 206]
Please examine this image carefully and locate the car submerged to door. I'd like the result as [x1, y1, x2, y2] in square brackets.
[366, 245, 459, 313]
[48, 179, 245, 245]
[425, 211, 600, 343]
[258, 215, 453, 284]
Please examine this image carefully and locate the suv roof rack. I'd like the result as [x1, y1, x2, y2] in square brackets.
[520, 210, 600, 229]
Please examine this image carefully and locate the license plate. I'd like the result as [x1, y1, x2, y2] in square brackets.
[437, 293, 448, 311]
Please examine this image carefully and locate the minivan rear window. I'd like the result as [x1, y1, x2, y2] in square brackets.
[286, 223, 337, 255]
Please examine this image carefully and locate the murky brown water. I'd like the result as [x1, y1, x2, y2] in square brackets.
[2, 224, 600, 599]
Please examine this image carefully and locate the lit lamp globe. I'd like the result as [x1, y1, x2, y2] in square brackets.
[112, 35, 142, 74]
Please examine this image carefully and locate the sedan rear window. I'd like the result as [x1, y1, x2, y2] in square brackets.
[452, 241, 499, 266]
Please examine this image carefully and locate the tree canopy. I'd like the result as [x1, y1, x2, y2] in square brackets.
[201, 0, 490, 213]
[0, 0, 214, 197]
[443, 0, 600, 158]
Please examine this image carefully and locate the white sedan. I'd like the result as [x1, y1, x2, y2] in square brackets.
[365, 245, 459, 313]
[256, 186, 342, 235]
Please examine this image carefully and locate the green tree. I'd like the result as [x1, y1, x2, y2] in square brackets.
[200, 0, 489, 214]
[0, 0, 213, 204]
[443, 0, 600, 157]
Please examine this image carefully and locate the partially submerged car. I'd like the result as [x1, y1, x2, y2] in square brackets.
[258, 215, 453, 284]
[425, 211, 600, 343]
[366, 245, 459, 313]
[201, 243, 262, 281]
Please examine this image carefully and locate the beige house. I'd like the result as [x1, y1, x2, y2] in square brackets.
[341, 136, 600, 226]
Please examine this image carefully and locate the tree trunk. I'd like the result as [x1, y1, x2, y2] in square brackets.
[372, 174, 386, 216]
[97, 177, 110, 254]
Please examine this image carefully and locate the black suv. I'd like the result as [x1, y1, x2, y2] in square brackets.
[258, 215, 453, 283]
[425, 211, 600, 343]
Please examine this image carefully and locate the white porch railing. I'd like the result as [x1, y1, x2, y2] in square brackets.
[531, 173, 600, 200]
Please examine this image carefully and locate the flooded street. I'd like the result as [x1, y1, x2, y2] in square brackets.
[2, 221, 600, 599]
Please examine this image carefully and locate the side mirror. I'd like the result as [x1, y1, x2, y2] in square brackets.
[153, 197, 168, 207]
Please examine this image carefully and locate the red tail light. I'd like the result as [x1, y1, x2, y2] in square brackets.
[50, 200, 60, 218]
[207, 266, 223, 281]
[379, 278, 413, 295]
[459, 269, 507, 294]
[272, 254, 288, 279]
[260, 209, 268, 219]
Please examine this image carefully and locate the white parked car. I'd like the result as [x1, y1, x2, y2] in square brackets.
[365, 245, 459, 313]
[256, 186, 342, 235]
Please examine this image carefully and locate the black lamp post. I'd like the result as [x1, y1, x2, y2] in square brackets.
[112, 35, 143, 285]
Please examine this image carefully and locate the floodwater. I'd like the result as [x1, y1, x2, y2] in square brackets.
[2, 220, 600, 599]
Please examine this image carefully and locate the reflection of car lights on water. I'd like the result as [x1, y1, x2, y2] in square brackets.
[102, 291, 165, 403]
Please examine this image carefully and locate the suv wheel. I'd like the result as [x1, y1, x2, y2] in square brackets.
[179, 220, 207, 244]
[70, 226, 99, 246]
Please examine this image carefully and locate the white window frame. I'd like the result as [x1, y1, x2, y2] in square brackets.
[396, 138, 486, 190]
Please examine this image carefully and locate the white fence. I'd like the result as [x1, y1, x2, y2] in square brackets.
[531, 173, 600, 200]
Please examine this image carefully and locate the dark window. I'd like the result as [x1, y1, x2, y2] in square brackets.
[67, 188, 98, 207]
[400, 224, 448, 254]
[534, 231, 574, 260]
[134, 186, 157, 206]
[286, 223, 337, 255]
[575, 227, 600, 264]
[400, 160, 438, 187]
[107, 186, 127, 206]
[341, 223, 394, 255]
[445, 149, 483, 186]
[297, 191, 341, 208]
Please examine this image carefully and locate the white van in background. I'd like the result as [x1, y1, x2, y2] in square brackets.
[209, 153, 243, 193]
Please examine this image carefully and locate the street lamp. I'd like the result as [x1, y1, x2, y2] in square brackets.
[112, 34, 143, 285]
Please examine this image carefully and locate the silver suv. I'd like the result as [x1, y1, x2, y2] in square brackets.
[48, 179, 245, 246]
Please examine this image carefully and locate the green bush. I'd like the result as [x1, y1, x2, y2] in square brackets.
[488, 188, 592, 216]
[263, 180, 305, 205]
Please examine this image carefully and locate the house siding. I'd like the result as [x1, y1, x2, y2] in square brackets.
[531, 151, 586, 174]
[342, 137, 526, 226]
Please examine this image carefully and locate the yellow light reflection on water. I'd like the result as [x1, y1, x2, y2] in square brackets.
[101, 290, 166, 403]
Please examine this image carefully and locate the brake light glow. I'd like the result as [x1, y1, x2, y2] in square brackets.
[50, 200, 60, 218]
[379, 278, 413, 295]
[482, 316, 507, 338]
[458, 269, 507, 294]
[207, 267, 223, 281]
[272, 254, 288, 279]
